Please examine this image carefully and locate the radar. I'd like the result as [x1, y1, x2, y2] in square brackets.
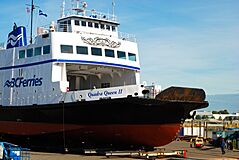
[72, 0, 87, 15]
[82, 2, 87, 9]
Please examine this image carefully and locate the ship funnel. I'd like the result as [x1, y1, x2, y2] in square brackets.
[6, 26, 27, 49]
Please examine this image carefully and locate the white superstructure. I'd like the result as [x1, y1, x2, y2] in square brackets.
[0, 1, 154, 107]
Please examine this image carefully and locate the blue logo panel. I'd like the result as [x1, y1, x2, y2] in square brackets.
[7, 26, 27, 49]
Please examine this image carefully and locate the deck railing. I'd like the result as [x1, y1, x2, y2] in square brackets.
[64, 9, 117, 22]
[38, 24, 137, 43]
[118, 32, 137, 42]
[0, 42, 5, 50]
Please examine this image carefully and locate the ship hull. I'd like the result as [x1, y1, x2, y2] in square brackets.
[0, 123, 180, 149]
[0, 97, 208, 149]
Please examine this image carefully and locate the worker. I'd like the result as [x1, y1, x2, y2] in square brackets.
[49, 21, 55, 32]
[13, 22, 17, 30]
[0, 143, 3, 159]
[220, 138, 226, 154]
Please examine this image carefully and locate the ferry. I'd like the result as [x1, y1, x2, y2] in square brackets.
[0, 0, 208, 150]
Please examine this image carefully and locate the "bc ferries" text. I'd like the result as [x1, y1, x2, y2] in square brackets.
[4, 75, 43, 88]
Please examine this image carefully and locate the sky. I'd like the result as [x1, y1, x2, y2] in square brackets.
[0, 0, 239, 96]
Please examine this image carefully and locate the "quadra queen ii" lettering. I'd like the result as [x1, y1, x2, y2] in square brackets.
[4, 75, 43, 88]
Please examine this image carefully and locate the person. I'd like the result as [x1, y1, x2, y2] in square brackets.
[13, 22, 17, 30]
[220, 138, 226, 154]
[0, 143, 3, 159]
[227, 139, 233, 150]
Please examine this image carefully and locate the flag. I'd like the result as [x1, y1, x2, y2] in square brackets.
[39, 10, 47, 17]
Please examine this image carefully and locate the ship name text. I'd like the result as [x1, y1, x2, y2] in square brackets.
[88, 89, 123, 98]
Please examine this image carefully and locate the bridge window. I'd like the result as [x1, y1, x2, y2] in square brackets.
[112, 26, 116, 32]
[128, 53, 136, 61]
[43, 45, 51, 54]
[19, 50, 25, 59]
[105, 49, 114, 57]
[81, 21, 86, 26]
[63, 21, 67, 32]
[61, 45, 73, 53]
[75, 20, 80, 26]
[91, 47, 102, 56]
[77, 46, 88, 55]
[117, 51, 126, 59]
[88, 22, 93, 27]
[100, 24, 105, 29]
[27, 48, 33, 57]
[106, 25, 110, 31]
[94, 23, 99, 28]
[34, 47, 42, 56]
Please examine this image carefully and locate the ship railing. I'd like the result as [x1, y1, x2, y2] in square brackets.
[37, 24, 137, 43]
[36, 24, 72, 35]
[118, 32, 137, 42]
[64, 9, 117, 22]
[0, 42, 5, 50]
[57, 24, 73, 33]
[143, 85, 161, 99]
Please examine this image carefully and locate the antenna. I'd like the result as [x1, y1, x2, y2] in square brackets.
[26, 0, 39, 44]
[72, 0, 87, 15]
[82, 1, 87, 9]
[76, 0, 80, 8]
[112, 0, 115, 20]
[61, 0, 66, 18]
[30, 0, 35, 44]
[82, 1, 87, 16]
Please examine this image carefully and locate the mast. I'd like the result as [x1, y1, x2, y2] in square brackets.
[112, 0, 116, 21]
[61, 0, 66, 18]
[30, 0, 35, 44]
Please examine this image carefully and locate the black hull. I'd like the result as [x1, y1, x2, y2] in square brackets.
[0, 97, 207, 124]
[0, 87, 208, 148]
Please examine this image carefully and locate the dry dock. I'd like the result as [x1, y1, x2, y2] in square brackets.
[30, 141, 239, 160]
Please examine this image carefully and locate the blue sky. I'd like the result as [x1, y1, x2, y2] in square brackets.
[0, 0, 239, 95]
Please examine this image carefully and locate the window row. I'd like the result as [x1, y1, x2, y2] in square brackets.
[19, 45, 51, 59]
[60, 45, 136, 61]
[74, 20, 116, 32]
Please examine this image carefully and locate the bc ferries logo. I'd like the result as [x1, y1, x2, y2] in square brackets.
[6, 26, 27, 49]
[4, 75, 43, 88]
[7, 33, 23, 47]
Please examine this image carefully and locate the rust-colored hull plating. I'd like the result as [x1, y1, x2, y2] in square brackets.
[66, 123, 181, 147]
[0, 121, 181, 147]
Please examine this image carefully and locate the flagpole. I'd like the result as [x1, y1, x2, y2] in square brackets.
[30, 0, 34, 44]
